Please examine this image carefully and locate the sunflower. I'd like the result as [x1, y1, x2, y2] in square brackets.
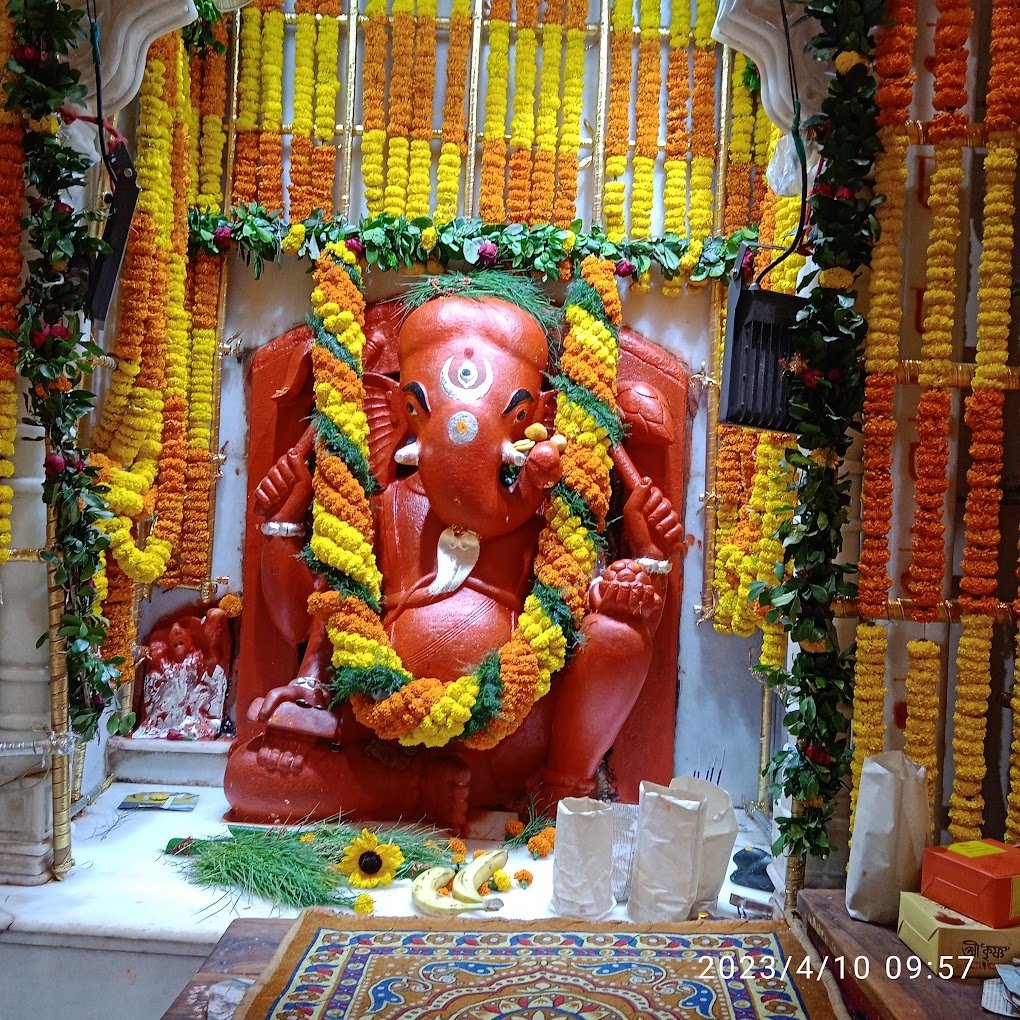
[336, 829, 404, 888]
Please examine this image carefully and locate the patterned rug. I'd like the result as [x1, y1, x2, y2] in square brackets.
[235, 911, 838, 1019]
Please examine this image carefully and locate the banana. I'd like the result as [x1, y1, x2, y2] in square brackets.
[452, 849, 508, 905]
[411, 866, 504, 917]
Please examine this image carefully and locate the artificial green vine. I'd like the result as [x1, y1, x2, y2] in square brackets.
[189, 205, 758, 285]
[750, 0, 883, 860]
[5, 0, 123, 741]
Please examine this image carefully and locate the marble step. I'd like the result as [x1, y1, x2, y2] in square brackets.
[107, 735, 232, 787]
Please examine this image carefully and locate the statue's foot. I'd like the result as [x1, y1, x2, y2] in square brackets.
[421, 755, 471, 833]
[521, 768, 597, 821]
[591, 559, 661, 623]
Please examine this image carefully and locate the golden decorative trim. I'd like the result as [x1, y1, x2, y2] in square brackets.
[896, 359, 1020, 389]
[905, 119, 988, 148]
[835, 597, 1017, 624]
[5, 548, 43, 562]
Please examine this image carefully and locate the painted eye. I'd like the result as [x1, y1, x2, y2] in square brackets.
[515, 409, 527, 423]
[406, 402, 416, 415]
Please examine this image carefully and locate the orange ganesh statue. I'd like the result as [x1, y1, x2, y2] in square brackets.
[225, 270, 694, 831]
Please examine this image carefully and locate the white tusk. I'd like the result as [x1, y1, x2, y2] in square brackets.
[394, 440, 420, 466]
[501, 441, 527, 468]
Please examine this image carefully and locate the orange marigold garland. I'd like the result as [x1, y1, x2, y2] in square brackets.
[196, 18, 228, 212]
[233, 3, 262, 204]
[306, 251, 618, 749]
[288, 0, 318, 222]
[629, 0, 661, 245]
[436, 0, 472, 222]
[552, 0, 586, 228]
[661, 0, 690, 296]
[530, 0, 563, 225]
[723, 53, 754, 235]
[406, 0, 438, 221]
[384, 0, 416, 217]
[682, 0, 716, 278]
[602, 0, 634, 242]
[1009, 624, 1020, 842]
[506, 0, 539, 223]
[479, 0, 511, 222]
[906, 0, 971, 622]
[361, 0, 389, 215]
[311, 0, 341, 218]
[257, 0, 285, 209]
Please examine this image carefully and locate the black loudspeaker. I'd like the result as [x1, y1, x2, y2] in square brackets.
[719, 244, 808, 433]
[86, 142, 139, 323]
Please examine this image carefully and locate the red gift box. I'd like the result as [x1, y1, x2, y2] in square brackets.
[921, 839, 1020, 929]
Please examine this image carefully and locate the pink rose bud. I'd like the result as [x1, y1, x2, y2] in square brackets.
[212, 224, 233, 249]
[13, 44, 38, 65]
[812, 182, 835, 199]
[44, 452, 66, 477]
[477, 240, 499, 265]
[345, 237, 364, 256]
[835, 187, 855, 200]
[49, 323, 71, 341]
[30, 328, 49, 349]
[614, 258, 636, 277]
[54, 202, 73, 215]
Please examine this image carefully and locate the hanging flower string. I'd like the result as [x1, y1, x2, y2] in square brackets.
[288, 0, 317, 223]
[629, 0, 662, 252]
[257, 0, 285, 209]
[602, 0, 633, 242]
[231, 0, 262, 203]
[361, 0, 389, 215]
[436, 0, 472, 223]
[712, 426, 757, 633]
[311, 0, 340, 218]
[904, 639, 941, 826]
[304, 252, 618, 748]
[383, 0, 415, 217]
[723, 53, 754, 235]
[661, 0, 690, 296]
[552, 0, 587, 228]
[682, 0, 716, 279]
[849, 623, 887, 830]
[506, 0, 538, 223]
[406, 0, 438, 221]
[531, 0, 563, 225]
[479, 0, 510, 223]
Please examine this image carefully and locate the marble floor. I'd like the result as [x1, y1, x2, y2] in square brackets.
[0, 782, 773, 1019]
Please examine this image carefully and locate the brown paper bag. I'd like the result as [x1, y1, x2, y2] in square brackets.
[627, 780, 706, 922]
[845, 751, 930, 924]
[551, 796, 615, 917]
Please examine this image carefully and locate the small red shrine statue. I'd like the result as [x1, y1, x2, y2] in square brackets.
[225, 274, 694, 830]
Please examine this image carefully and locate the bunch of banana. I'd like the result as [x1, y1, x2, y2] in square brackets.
[411, 849, 508, 917]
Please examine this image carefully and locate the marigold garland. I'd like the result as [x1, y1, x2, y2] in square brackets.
[306, 252, 617, 748]
[196, 18, 227, 212]
[1008, 629, 1020, 842]
[288, 1, 318, 222]
[0, 13, 22, 566]
[479, 0, 511, 223]
[552, 0, 586, 228]
[530, 0, 563, 226]
[723, 53, 754, 235]
[406, 0, 438, 221]
[232, 3, 262, 204]
[436, 0, 472, 222]
[602, 0, 634, 242]
[312, 0, 341, 217]
[506, 0, 539, 223]
[948, 615, 992, 841]
[257, 1, 285, 209]
[661, 0, 691, 296]
[383, 0, 416, 217]
[850, 623, 888, 831]
[361, 0, 389, 215]
[629, 0, 662, 249]
[904, 639, 941, 825]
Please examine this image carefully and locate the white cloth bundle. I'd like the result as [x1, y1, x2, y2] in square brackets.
[846, 751, 930, 925]
[550, 796, 616, 918]
[627, 781, 706, 922]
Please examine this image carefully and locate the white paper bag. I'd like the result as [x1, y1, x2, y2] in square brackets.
[846, 751, 930, 925]
[551, 797, 615, 918]
[669, 776, 739, 915]
[611, 802, 640, 903]
[627, 781, 706, 922]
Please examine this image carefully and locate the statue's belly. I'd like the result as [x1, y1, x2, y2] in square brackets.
[387, 589, 515, 682]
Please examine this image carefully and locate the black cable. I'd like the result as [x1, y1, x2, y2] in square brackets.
[752, 0, 810, 289]
[84, 0, 118, 185]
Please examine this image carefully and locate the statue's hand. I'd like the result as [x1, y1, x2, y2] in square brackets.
[255, 444, 314, 522]
[521, 439, 563, 492]
[623, 477, 682, 559]
[254, 682, 332, 722]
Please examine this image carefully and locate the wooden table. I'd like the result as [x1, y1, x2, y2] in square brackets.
[162, 919, 291, 1020]
[798, 889, 984, 1020]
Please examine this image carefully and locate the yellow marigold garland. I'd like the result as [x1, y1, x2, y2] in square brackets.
[288, 0, 318, 223]
[506, 0, 539, 223]
[629, 0, 660, 247]
[361, 0, 389, 215]
[479, 0, 511, 222]
[257, 0, 285, 209]
[232, 3, 262, 204]
[723, 53, 754, 234]
[406, 0, 438, 221]
[661, 0, 690, 296]
[602, 0, 634, 242]
[904, 639, 941, 825]
[530, 0, 563, 225]
[436, 0, 472, 222]
[712, 425, 758, 632]
[307, 252, 617, 748]
[552, 0, 586, 228]
[196, 19, 227, 212]
[850, 623, 888, 831]
[949, 615, 992, 841]
[384, 0, 416, 217]
[311, 0, 341, 218]
[682, 0, 716, 278]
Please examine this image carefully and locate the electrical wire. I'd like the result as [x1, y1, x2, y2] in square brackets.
[84, 0, 118, 184]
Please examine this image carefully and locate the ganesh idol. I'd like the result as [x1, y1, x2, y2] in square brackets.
[225, 268, 694, 831]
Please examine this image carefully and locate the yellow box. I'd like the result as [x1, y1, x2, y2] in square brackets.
[897, 891, 1020, 978]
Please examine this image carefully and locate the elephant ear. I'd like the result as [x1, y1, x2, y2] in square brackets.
[363, 372, 407, 489]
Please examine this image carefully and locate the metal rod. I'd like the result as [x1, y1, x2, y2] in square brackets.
[463, 0, 485, 217]
[45, 506, 72, 881]
[589, 0, 611, 224]
[896, 359, 1020, 389]
[757, 679, 774, 804]
[5, 548, 43, 562]
[339, 0, 360, 217]
[698, 44, 733, 623]
[835, 596, 1017, 624]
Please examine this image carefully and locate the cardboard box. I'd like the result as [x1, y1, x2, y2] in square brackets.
[921, 839, 1020, 928]
[897, 892, 1020, 978]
